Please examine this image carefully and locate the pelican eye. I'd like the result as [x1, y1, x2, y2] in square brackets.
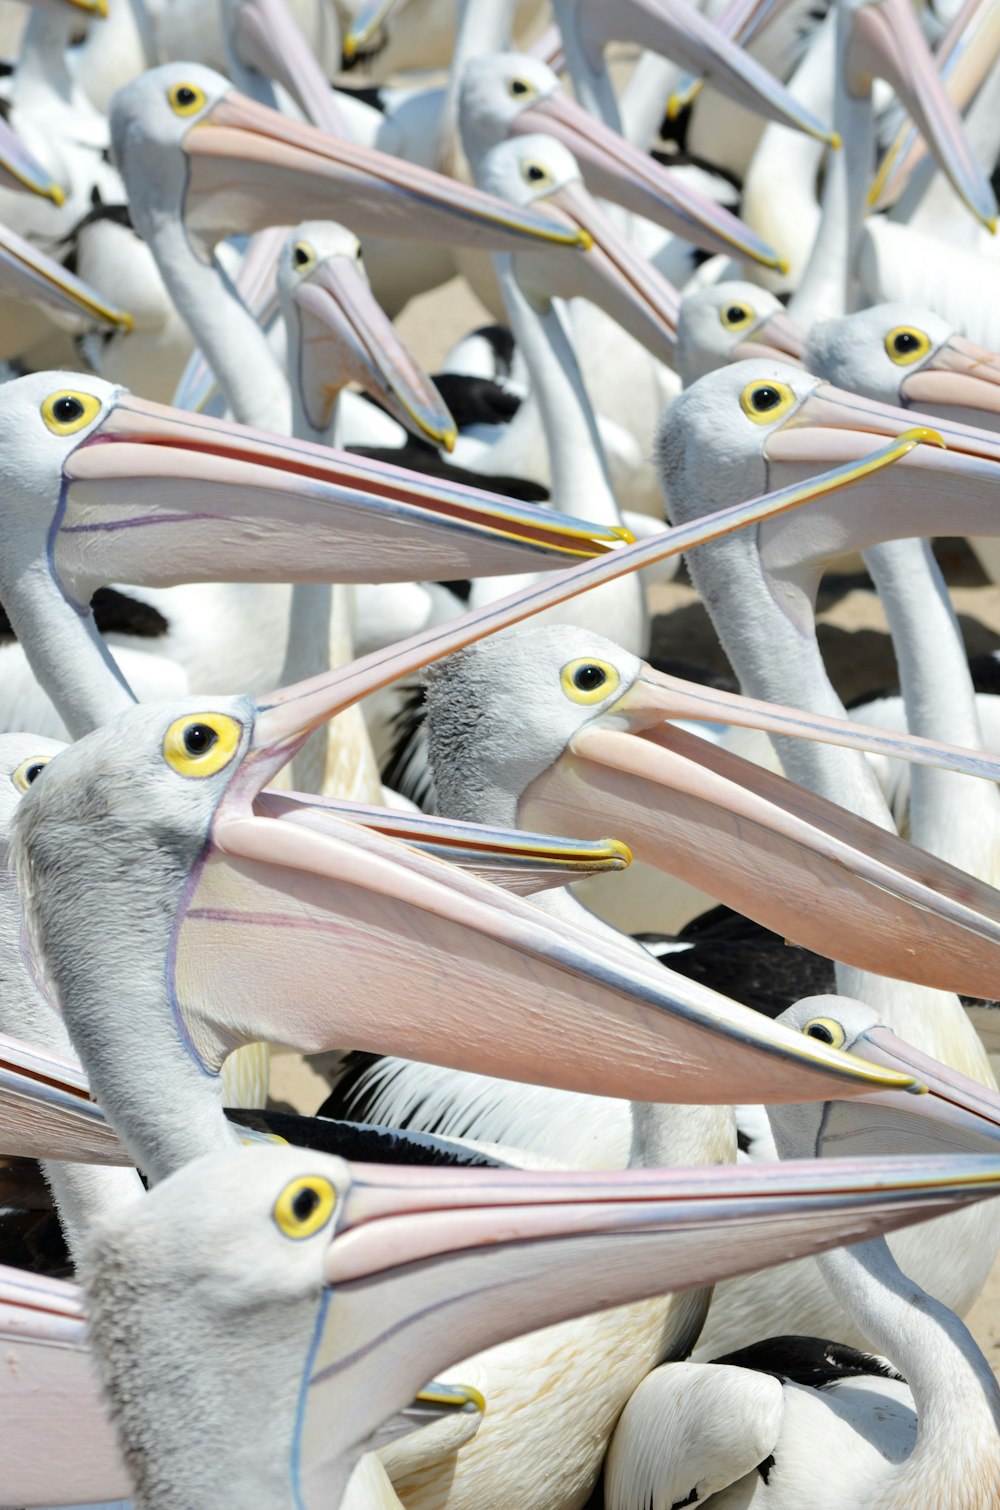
[292, 240, 316, 271]
[739, 379, 795, 425]
[507, 77, 535, 100]
[885, 325, 931, 366]
[803, 1016, 846, 1049]
[720, 301, 754, 331]
[273, 1175, 336, 1240]
[521, 158, 551, 187]
[162, 713, 242, 779]
[11, 756, 50, 794]
[561, 657, 620, 705]
[41, 390, 100, 436]
[168, 82, 206, 117]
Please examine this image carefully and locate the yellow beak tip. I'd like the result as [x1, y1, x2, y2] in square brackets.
[441, 427, 457, 454]
[574, 228, 594, 252]
[611, 525, 636, 544]
[607, 838, 633, 867]
[117, 311, 134, 333]
[48, 183, 66, 207]
[987, 217, 998, 237]
[342, 35, 359, 59]
[905, 424, 946, 450]
[665, 95, 683, 122]
[776, 256, 790, 277]
[828, 131, 842, 151]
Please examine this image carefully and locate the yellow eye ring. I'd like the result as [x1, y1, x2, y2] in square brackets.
[506, 77, 536, 101]
[11, 755, 51, 794]
[802, 1016, 847, 1050]
[167, 81, 207, 117]
[273, 1175, 336, 1240]
[561, 657, 620, 705]
[162, 714, 243, 779]
[884, 325, 931, 366]
[521, 158, 552, 188]
[739, 379, 796, 426]
[720, 301, 755, 331]
[41, 390, 101, 436]
[291, 240, 316, 272]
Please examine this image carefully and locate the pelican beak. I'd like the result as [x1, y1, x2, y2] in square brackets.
[509, 85, 786, 270]
[291, 255, 457, 448]
[667, 0, 795, 115]
[819, 1024, 1000, 1157]
[342, 0, 402, 60]
[255, 789, 633, 895]
[847, 0, 997, 230]
[226, 0, 353, 139]
[868, 0, 1000, 212]
[511, 178, 681, 363]
[0, 117, 66, 204]
[572, 0, 835, 143]
[299, 1151, 1000, 1485]
[758, 384, 1000, 595]
[0, 1029, 122, 1165]
[512, 653, 1000, 999]
[732, 310, 807, 364]
[0, 223, 131, 331]
[181, 87, 588, 254]
[898, 335, 1000, 420]
[56, 390, 619, 600]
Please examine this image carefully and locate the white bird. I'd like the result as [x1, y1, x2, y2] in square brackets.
[605, 997, 1000, 1510]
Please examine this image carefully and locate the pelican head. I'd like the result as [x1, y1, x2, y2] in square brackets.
[807, 304, 1000, 428]
[81, 1141, 1000, 1506]
[477, 134, 680, 363]
[423, 620, 1000, 1002]
[459, 53, 786, 270]
[276, 221, 455, 449]
[12, 665, 925, 1182]
[110, 63, 588, 258]
[677, 282, 806, 386]
[659, 358, 1000, 600]
[776, 995, 1000, 1159]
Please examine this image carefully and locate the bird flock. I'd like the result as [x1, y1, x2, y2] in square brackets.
[7, 0, 1000, 1505]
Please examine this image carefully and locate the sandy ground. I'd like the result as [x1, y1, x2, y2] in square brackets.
[270, 275, 1000, 1375]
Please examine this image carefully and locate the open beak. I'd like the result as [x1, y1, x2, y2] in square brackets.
[0, 222, 131, 332]
[897, 335, 1000, 422]
[299, 1150, 1000, 1484]
[255, 789, 632, 895]
[733, 310, 807, 364]
[55, 391, 620, 599]
[757, 383, 1000, 600]
[869, 0, 1000, 212]
[572, 0, 835, 144]
[846, 0, 997, 230]
[181, 87, 589, 255]
[509, 85, 786, 271]
[818, 1023, 1000, 1158]
[291, 255, 457, 448]
[509, 178, 681, 364]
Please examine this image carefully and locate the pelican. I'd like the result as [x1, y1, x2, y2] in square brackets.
[3, 1148, 987, 1509]
[606, 998, 1000, 1510]
[677, 280, 806, 387]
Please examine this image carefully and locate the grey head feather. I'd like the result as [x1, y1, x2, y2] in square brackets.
[425, 623, 643, 827]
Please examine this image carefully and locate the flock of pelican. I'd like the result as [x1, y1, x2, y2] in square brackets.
[6, 0, 1000, 1505]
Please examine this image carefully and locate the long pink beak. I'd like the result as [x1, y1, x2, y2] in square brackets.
[299, 1148, 1000, 1493]
[0, 1030, 122, 1165]
[898, 334, 1000, 423]
[733, 309, 807, 365]
[54, 387, 619, 604]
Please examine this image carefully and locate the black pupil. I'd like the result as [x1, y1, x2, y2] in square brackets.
[726, 306, 746, 323]
[894, 331, 919, 353]
[526, 164, 545, 181]
[53, 396, 83, 424]
[183, 723, 217, 756]
[293, 245, 310, 267]
[511, 79, 528, 94]
[292, 1186, 320, 1222]
[176, 86, 196, 106]
[806, 1022, 835, 1044]
[573, 664, 606, 693]
[751, 385, 781, 412]
[24, 763, 44, 785]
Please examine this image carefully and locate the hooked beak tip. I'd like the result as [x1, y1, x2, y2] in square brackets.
[47, 183, 66, 207]
[829, 131, 842, 151]
[575, 227, 594, 252]
[441, 427, 457, 454]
